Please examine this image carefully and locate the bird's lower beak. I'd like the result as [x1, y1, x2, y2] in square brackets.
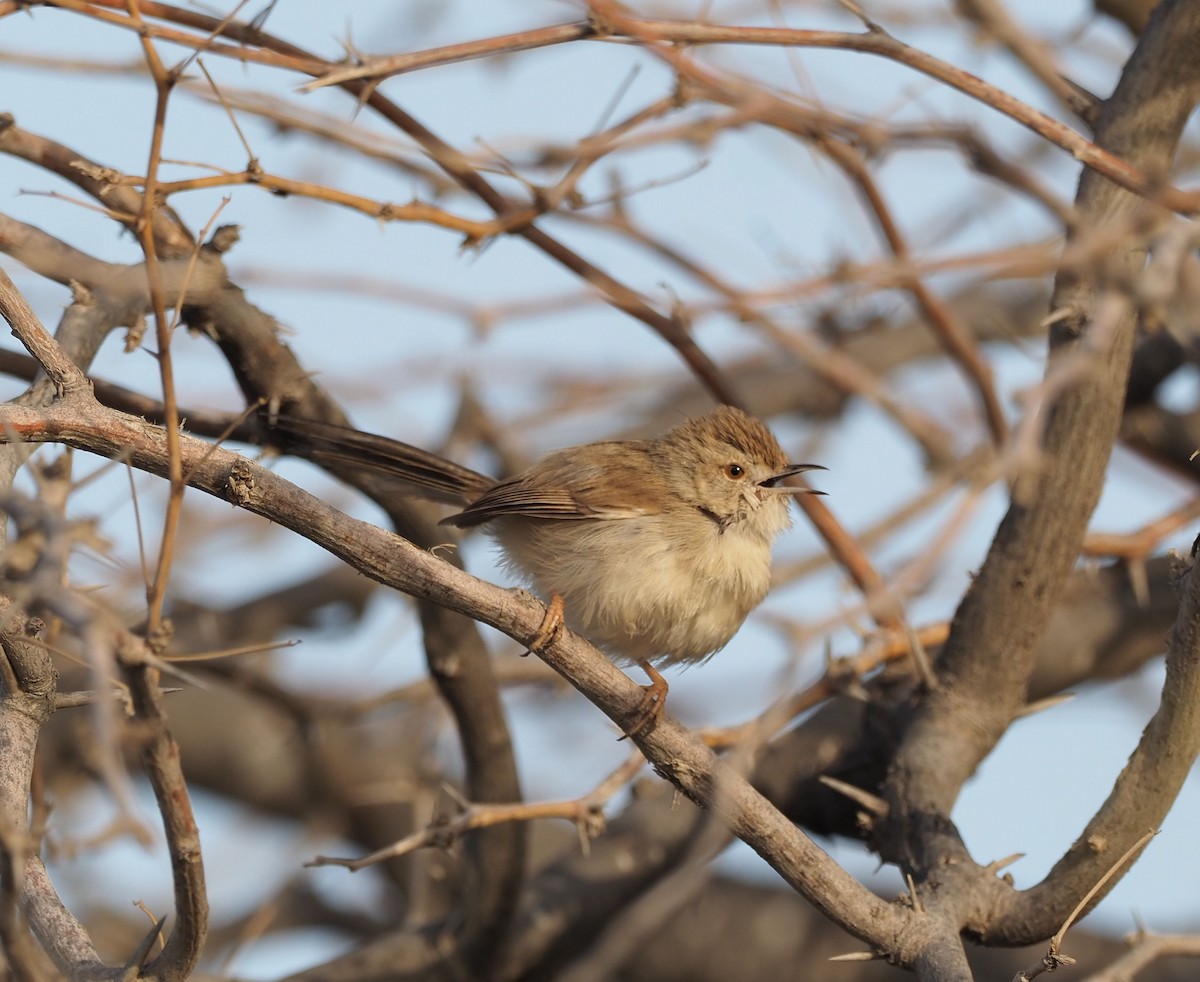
[759, 463, 826, 493]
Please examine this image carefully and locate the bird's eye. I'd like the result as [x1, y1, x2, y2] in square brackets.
[724, 463, 746, 479]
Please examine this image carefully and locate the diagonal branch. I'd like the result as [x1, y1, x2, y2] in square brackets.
[0, 395, 919, 960]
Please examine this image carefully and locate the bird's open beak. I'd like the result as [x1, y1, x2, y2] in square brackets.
[758, 463, 827, 495]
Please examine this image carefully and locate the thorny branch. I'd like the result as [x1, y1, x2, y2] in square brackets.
[0, 1, 1198, 980]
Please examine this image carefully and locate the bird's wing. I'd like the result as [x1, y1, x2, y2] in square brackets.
[443, 441, 667, 528]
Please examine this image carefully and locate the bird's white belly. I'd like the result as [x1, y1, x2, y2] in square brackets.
[495, 515, 774, 664]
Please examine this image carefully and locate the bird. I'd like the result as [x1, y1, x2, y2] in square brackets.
[272, 405, 823, 735]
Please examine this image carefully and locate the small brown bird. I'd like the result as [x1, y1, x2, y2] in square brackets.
[275, 406, 823, 734]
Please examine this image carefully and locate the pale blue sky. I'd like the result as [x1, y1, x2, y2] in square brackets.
[2, 2, 1194, 976]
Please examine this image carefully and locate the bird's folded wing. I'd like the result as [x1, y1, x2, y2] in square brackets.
[443, 441, 665, 527]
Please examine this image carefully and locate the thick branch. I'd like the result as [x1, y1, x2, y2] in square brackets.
[882, 0, 1200, 834]
[987, 551, 1200, 941]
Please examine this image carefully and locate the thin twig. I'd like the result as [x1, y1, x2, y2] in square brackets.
[307, 750, 645, 871]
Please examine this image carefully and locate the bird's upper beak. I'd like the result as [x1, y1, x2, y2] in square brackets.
[758, 463, 827, 494]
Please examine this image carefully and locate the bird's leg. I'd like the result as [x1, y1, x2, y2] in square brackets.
[622, 659, 669, 739]
[526, 596, 667, 739]
[526, 592, 565, 655]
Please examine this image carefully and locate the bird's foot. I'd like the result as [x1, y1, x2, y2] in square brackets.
[526, 592, 565, 655]
[620, 660, 669, 740]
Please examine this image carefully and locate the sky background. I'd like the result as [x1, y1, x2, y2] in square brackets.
[1, 1, 1197, 977]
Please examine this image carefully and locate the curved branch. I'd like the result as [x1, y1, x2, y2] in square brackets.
[122, 638, 208, 981]
[0, 395, 917, 959]
[0, 112, 193, 258]
[0, 609, 111, 979]
[989, 551, 1200, 941]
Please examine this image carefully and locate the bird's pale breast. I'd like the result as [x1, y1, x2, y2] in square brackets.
[493, 505, 777, 664]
